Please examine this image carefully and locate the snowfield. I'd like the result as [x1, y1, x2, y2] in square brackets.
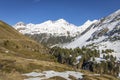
[23, 70, 83, 80]
[95, 41, 120, 60]
[63, 26, 98, 48]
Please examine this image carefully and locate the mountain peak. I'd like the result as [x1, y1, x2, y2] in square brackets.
[114, 9, 120, 14]
[78, 20, 97, 33]
[106, 9, 120, 20]
[43, 20, 53, 24]
[56, 19, 68, 23]
[84, 20, 98, 25]
[15, 22, 26, 26]
[42, 19, 68, 24]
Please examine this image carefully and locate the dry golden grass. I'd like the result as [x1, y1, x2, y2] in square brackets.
[0, 21, 26, 39]
[0, 71, 23, 80]
[0, 52, 72, 73]
[83, 74, 118, 80]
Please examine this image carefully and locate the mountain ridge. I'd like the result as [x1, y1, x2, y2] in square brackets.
[14, 19, 96, 36]
[14, 19, 96, 46]
[63, 9, 120, 58]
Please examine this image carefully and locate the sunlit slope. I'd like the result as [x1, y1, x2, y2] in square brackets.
[0, 20, 50, 60]
[0, 21, 27, 39]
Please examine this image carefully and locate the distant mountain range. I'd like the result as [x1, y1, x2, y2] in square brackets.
[14, 19, 96, 46]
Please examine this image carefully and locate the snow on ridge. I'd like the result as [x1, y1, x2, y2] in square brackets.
[14, 19, 78, 36]
[63, 26, 98, 48]
[14, 19, 97, 37]
[79, 20, 97, 28]
[63, 10, 120, 55]
[78, 20, 98, 33]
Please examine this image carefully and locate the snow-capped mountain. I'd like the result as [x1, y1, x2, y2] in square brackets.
[79, 20, 98, 33]
[14, 19, 96, 46]
[15, 19, 79, 37]
[63, 9, 120, 57]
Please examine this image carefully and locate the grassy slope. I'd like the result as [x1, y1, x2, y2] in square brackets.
[0, 21, 26, 39]
[0, 20, 50, 60]
[0, 21, 118, 80]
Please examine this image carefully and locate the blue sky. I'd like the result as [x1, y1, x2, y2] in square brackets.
[0, 0, 120, 26]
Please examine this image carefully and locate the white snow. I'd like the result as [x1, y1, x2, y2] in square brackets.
[73, 55, 82, 65]
[102, 9, 120, 24]
[78, 20, 98, 33]
[23, 70, 83, 80]
[24, 77, 41, 80]
[23, 72, 43, 77]
[90, 57, 106, 63]
[93, 41, 120, 60]
[76, 55, 82, 60]
[14, 19, 96, 37]
[63, 26, 98, 48]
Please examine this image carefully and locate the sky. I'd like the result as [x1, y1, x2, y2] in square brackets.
[0, 0, 120, 26]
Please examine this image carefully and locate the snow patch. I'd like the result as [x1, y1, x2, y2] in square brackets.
[90, 57, 106, 63]
[23, 70, 83, 80]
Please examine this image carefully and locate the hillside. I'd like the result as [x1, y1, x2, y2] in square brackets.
[0, 20, 49, 57]
[0, 21, 26, 39]
[0, 20, 56, 74]
[63, 9, 120, 58]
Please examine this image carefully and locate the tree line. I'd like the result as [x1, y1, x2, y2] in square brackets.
[49, 46, 120, 77]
